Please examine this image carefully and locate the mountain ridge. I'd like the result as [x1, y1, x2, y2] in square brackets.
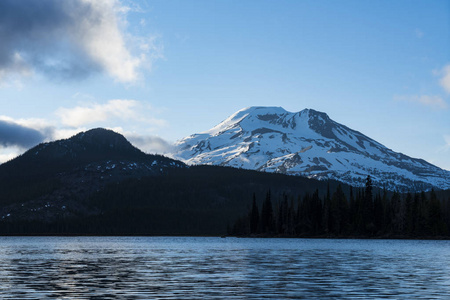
[173, 106, 450, 191]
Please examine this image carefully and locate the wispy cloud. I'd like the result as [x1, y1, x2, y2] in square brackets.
[56, 99, 167, 128]
[127, 134, 173, 154]
[439, 65, 450, 94]
[56, 99, 140, 127]
[0, 0, 159, 83]
[394, 95, 448, 110]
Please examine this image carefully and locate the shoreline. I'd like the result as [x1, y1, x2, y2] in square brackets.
[0, 233, 449, 240]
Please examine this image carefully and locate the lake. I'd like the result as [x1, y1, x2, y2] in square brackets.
[0, 237, 449, 299]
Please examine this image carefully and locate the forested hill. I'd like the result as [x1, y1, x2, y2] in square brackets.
[0, 128, 185, 224]
[0, 164, 346, 235]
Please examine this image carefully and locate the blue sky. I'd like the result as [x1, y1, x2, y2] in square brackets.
[0, 0, 449, 170]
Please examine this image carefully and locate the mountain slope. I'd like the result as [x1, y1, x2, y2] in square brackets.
[0, 128, 185, 222]
[173, 106, 450, 191]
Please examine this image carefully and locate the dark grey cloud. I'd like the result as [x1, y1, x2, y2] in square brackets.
[0, 0, 99, 80]
[0, 0, 142, 82]
[0, 120, 46, 148]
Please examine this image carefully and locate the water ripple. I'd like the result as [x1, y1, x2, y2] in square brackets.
[0, 237, 449, 299]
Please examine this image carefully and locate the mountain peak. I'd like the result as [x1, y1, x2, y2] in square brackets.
[71, 128, 135, 151]
[173, 106, 450, 191]
[238, 106, 330, 120]
[208, 106, 326, 135]
[19, 128, 145, 166]
[76, 127, 119, 138]
[229, 106, 333, 128]
[238, 106, 329, 116]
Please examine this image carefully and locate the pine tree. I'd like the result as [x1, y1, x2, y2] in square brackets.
[330, 184, 348, 235]
[417, 191, 429, 235]
[405, 192, 414, 235]
[277, 199, 284, 234]
[261, 190, 274, 233]
[428, 189, 446, 236]
[373, 191, 383, 233]
[322, 183, 331, 234]
[391, 191, 405, 234]
[412, 193, 420, 234]
[311, 189, 322, 234]
[287, 197, 295, 235]
[349, 186, 357, 231]
[364, 175, 375, 234]
[279, 194, 289, 234]
[250, 193, 259, 234]
[381, 189, 390, 233]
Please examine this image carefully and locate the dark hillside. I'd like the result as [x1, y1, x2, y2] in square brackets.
[0, 128, 184, 213]
[85, 165, 349, 235]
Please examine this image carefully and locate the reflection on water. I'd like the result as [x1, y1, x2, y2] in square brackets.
[0, 237, 449, 299]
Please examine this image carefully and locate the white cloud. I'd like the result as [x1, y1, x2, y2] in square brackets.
[76, 0, 141, 82]
[56, 99, 168, 128]
[56, 99, 139, 127]
[0, 116, 54, 135]
[439, 65, 450, 94]
[0, 145, 23, 164]
[394, 95, 448, 110]
[51, 128, 86, 140]
[0, 0, 159, 83]
[127, 134, 173, 154]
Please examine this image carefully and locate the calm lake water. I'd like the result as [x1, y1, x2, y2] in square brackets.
[0, 237, 449, 299]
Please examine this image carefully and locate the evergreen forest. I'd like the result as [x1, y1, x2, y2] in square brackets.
[231, 176, 450, 238]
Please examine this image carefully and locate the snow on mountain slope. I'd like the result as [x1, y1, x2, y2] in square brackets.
[172, 106, 450, 191]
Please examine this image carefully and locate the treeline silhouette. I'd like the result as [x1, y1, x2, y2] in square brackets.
[231, 176, 450, 238]
[0, 164, 449, 238]
[0, 166, 343, 235]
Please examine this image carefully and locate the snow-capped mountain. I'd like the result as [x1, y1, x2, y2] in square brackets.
[173, 106, 450, 191]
